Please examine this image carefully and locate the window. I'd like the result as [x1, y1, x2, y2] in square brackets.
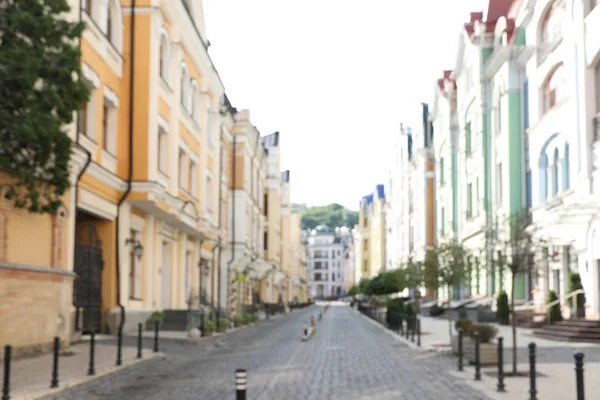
[178, 149, 186, 189]
[189, 160, 197, 198]
[205, 176, 212, 212]
[159, 34, 170, 82]
[540, 153, 549, 201]
[106, 0, 122, 51]
[263, 193, 268, 216]
[441, 207, 446, 236]
[129, 230, 142, 300]
[185, 251, 192, 302]
[465, 122, 472, 155]
[102, 104, 109, 151]
[496, 163, 503, 205]
[439, 157, 444, 185]
[552, 148, 560, 196]
[466, 183, 473, 219]
[263, 232, 268, 251]
[563, 143, 570, 190]
[475, 177, 480, 213]
[106, 5, 112, 41]
[180, 65, 190, 111]
[78, 102, 88, 136]
[542, 5, 563, 51]
[543, 65, 565, 112]
[158, 128, 168, 174]
[82, 0, 92, 13]
[190, 81, 197, 119]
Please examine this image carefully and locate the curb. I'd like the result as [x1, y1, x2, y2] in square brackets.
[34, 352, 165, 400]
[354, 308, 450, 355]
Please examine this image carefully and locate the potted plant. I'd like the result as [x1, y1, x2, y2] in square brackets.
[203, 320, 216, 336]
[451, 318, 473, 355]
[568, 272, 586, 318]
[218, 318, 229, 333]
[496, 291, 510, 325]
[464, 323, 499, 366]
[145, 311, 165, 331]
[233, 315, 244, 327]
[547, 290, 563, 323]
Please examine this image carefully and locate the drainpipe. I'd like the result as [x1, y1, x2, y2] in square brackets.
[114, 0, 136, 334]
[223, 134, 237, 322]
[72, 1, 92, 332]
[213, 121, 225, 320]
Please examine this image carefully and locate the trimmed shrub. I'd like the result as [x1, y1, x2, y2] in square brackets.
[470, 323, 498, 343]
[567, 272, 586, 310]
[496, 291, 510, 325]
[546, 290, 563, 323]
[455, 318, 473, 335]
[218, 318, 229, 332]
[203, 320, 216, 334]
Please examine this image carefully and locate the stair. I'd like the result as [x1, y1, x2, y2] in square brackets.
[161, 310, 189, 331]
[515, 309, 546, 329]
[533, 319, 600, 342]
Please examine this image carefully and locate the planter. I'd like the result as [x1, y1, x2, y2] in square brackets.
[464, 340, 498, 366]
[203, 330, 213, 337]
[451, 334, 472, 356]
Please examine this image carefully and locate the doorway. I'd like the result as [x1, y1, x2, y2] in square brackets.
[161, 242, 171, 309]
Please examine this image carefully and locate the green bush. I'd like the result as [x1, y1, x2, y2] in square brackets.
[405, 303, 415, 315]
[455, 318, 473, 334]
[470, 323, 498, 343]
[567, 272, 586, 309]
[496, 291, 510, 324]
[386, 298, 405, 313]
[546, 290, 563, 323]
[348, 286, 358, 296]
[147, 311, 164, 323]
[203, 320, 216, 333]
[218, 318, 229, 332]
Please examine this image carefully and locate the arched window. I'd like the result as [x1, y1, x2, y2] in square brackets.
[542, 4, 563, 50]
[563, 143, 570, 190]
[180, 65, 190, 111]
[543, 64, 564, 112]
[540, 153, 548, 201]
[190, 80, 197, 118]
[159, 34, 170, 82]
[552, 148, 559, 196]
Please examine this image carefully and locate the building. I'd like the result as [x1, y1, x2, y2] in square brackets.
[307, 225, 345, 298]
[288, 210, 308, 303]
[0, 0, 308, 355]
[357, 185, 387, 279]
[343, 237, 356, 291]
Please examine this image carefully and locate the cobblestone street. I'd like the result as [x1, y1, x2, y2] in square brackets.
[49, 304, 490, 400]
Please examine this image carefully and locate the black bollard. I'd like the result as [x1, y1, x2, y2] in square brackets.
[410, 316, 415, 343]
[529, 342, 537, 400]
[88, 332, 96, 376]
[50, 337, 60, 388]
[496, 336, 505, 392]
[457, 328, 464, 371]
[116, 327, 123, 366]
[474, 331, 481, 381]
[405, 316, 409, 340]
[235, 369, 247, 400]
[137, 323, 143, 359]
[153, 320, 159, 353]
[2, 345, 11, 400]
[200, 312, 205, 337]
[417, 318, 421, 347]
[303, 324, 308, 336]
[574, 352, 584, 400]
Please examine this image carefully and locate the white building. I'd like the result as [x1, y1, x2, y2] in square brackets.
[307, 225, 345, 298]
[516, 0, 600, 317]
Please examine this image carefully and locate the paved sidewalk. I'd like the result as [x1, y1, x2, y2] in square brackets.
[359, 310, 600, 400]
[4, 336, 163, 400]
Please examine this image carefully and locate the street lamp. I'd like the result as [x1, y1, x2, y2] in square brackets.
[125, 237, 144, 260]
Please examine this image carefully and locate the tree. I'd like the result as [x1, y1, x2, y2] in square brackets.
[495, 211, 541, 375]
[0, 0, 90, 214]
[435, 240, 471, 342]
[347, 285, 357, 297]
[357, 278, 372, 296]
[296, 203, 359, 230]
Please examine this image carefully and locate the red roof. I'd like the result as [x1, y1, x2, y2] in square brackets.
[462, 0, 518, 39]
[437, 70, 457, 96]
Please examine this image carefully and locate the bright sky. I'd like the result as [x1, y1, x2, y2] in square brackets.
[203, 0, 487, 211]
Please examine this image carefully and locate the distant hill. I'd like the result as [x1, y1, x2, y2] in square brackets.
[293, 203, 359, 231]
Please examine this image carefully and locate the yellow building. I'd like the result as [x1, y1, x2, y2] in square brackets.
[357, 185, 386, 279]
[289, 211, 309, 303]
[223, 109, 270, 317]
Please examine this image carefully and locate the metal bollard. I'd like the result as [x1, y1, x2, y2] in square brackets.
[410, 316, 415, 343]
[416, 318, 421, 347]
[529, 342, 537, 400]
[116, 327, 123, 366]
[2, 345, 11, 400]
[474, 332, 481, 381]
[88, 332, 96, 376]
[304, 324, 308, 336]
[496, 337, 505, 392]
[405, 316, 409, 340]
[50, 337, 60, 388]
[574, 352, 584, 400]
[235, 369, 247, 400]
[457, 328, 464, 371]
[153, 320, 159, 353]
[137, 323, 143, 359]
